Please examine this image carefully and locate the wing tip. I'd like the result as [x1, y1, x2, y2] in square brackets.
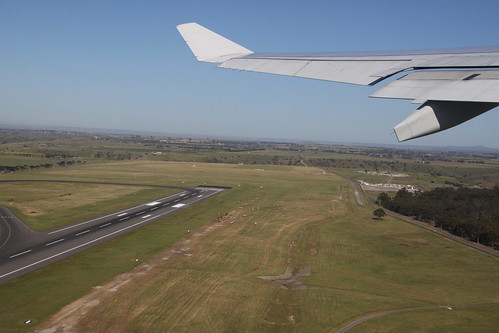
[177, 22, 252, 63]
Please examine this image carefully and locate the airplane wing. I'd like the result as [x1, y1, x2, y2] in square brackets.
[177, 22, 499, 142]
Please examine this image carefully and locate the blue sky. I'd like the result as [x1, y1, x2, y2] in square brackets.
[1, 0, 499, 147]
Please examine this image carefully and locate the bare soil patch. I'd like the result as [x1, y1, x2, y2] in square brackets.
[258, 267, 311, 290]
[396, 237, 429, 248]
[34, 222, 220, 333]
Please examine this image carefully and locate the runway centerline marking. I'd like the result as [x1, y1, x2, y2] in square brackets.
[0, 210, 174, 279]
[48, 191, 186, 234]
[117, 213, 127, 217]
[46, 238, 65, 246]
[76, 230, 90, 236]
[0, 189, 225, 281]
[172, 203, 185, 208]
[119, 217, 130, 221]
[9, 250, 32, 258]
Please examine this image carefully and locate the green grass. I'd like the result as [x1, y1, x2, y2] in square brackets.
[0, 155, 50, 166]
[296, 211, 499, 331]
[0, 185, 242, 333]
[350, 304, 499, 332]
[0, 161, 497, 332]
[0, 182, 178, 231]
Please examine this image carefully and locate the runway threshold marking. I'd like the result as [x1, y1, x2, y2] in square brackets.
[9, 250, 32, 258]
[46, 238, 65, 246]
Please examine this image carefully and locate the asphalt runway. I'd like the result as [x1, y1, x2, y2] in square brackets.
[0, 185, 226, 284]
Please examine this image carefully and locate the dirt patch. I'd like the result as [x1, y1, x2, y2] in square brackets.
[34, 222, 219, 333]
[330, 201, 337, 213]
[33, 189, 322, 332]
[330, 185, 345, 213]
[258, 267, 311, 290]
[309, 248, 318, 256]
[396, 237, 429, 248]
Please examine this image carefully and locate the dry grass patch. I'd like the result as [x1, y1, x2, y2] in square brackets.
[396, 237, 430, 248]
[2, 161, 496, 332]
[34, 163, 342, 332]
[0, 183, 138, 215]
[0, 182, 177, 231]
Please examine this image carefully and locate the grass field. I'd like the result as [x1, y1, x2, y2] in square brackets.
[0, 161, 497, 332]
[0, 182, 178, 231]
[349, 304, 499, 332]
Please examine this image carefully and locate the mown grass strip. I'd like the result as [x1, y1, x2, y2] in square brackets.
[0, 188, 241, 333]
[0, 183, 177, 231]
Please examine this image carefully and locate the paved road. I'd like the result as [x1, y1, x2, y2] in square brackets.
[322, 168, 366, 207]
[336, 302, 499, 332]
[0, 184, 226, 284]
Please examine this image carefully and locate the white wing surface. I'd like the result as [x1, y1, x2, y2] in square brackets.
[177, 23, 253, 63]
[177, 22, 499, 142]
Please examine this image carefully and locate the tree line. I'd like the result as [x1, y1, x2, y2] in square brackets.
[376, 186, 499, 249]
[0, 160, 85, 173]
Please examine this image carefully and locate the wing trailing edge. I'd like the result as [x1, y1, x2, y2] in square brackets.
[177, 23, 499, 142]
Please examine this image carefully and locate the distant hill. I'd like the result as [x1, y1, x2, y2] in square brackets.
[1, 123, 498, 153]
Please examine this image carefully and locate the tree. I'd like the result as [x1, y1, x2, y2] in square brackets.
[376, 192, 391, 207]
[373, 208, 386, 220]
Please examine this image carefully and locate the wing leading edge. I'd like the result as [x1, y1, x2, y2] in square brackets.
[177, 22, 499, 142]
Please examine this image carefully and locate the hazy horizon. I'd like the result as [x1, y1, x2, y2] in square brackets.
[2, 1, 499, 148]
[3, 123, 499, 153]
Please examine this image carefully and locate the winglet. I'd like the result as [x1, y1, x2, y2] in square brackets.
[177, 23, 253, 63]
